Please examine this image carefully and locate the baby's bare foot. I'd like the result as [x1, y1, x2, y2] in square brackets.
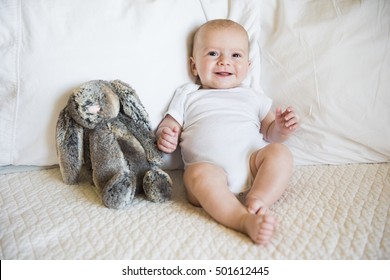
[245, 195, 268, 215]
[241, 212, 277, 245]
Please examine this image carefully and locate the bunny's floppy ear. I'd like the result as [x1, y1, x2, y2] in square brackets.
[56, 107, 84, 184]
[109, 80, 152, 132]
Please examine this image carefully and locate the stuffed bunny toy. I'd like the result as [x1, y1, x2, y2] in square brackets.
[56, 79, 172, 209]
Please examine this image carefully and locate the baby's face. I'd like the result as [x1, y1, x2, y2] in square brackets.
[190, 26, 251, 89]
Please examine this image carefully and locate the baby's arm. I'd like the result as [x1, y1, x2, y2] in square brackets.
[261, 106, 299, 143]
[156, 114, 181, 153]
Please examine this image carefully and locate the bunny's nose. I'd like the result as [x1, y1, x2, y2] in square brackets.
[87, 105, 101, 114]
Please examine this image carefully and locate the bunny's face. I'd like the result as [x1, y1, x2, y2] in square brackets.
[68, 81, 120, 129]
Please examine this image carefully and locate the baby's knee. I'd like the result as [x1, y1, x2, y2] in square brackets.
[186, 190, 201, 207]
[266, 143, 293, 163]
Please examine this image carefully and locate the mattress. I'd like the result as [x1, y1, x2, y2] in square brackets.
[1, 163, 389, 259]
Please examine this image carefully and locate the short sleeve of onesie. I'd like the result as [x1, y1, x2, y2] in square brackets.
[165, 83, 200, 125]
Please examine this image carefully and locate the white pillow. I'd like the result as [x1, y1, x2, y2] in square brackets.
[1, 0, 388, 169]
[0, 0, 262, 169]
[259, 0, 390, 164]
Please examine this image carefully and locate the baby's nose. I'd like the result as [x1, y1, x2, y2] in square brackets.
[217, 55, 230, 65]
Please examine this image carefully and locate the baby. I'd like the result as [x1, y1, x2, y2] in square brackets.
[156, 19, 298, 245]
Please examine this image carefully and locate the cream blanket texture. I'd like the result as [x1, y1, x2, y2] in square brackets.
[1, 163, 389, 259]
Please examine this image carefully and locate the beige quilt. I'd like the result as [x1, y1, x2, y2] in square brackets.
[1, 163, 389, 259]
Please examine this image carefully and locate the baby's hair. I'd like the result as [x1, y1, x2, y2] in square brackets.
[191, 19, 249, 55]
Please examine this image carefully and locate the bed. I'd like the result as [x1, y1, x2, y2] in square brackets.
[1, 0, 389, 260]
[1, 163, 389, 259]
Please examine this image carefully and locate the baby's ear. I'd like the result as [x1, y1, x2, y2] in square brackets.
[190, 57, 198, 76]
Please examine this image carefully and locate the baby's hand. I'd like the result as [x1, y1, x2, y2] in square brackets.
[157, 126, 180, 154]
[275, 106, 299, 136]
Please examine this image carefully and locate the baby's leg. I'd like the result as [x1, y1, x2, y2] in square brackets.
[184, 163, 277, 245]
[247, 143, 293, 214]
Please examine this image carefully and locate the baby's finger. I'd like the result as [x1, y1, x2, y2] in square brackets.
[282, 119, 294, 130]
[284, 115, 297, 126]
[287, 121, 299, 130]
[284, 106, 294, 113]
[161, 137, 177, 149]
[275, 107, 283, 119]
[161, 127, 175, 137]
[172, 126, 181, 134]
[283, 111, 296, 121]
[158, 139, 176, 153]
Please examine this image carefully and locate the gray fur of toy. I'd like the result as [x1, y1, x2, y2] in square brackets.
[56, 80, 172, 208]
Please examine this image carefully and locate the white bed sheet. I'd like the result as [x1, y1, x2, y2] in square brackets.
[1, 163, 389, 259]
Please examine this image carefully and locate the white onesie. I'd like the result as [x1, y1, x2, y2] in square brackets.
[166, 83, 272, 194]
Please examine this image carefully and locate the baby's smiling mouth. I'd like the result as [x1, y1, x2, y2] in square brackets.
[215, 71, 233, 76]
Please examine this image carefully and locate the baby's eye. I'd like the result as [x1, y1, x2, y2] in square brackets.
[208, 51, 218, 57]
[232, 53, 242, 58]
